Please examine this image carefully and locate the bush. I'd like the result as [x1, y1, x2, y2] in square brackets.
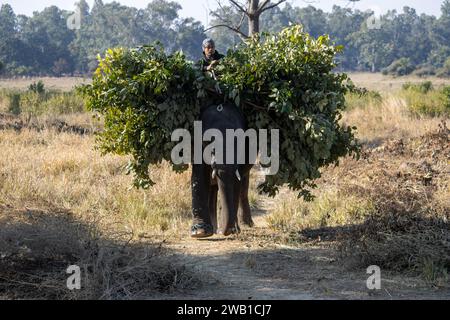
[1, 87, 85, 117]
[443, 85, 450, 110]
[402, 83, 450, 117]
[19, 91, 85, 117]
[7, 92, 21, 115]
[269, 127, 450, 284]
[382, 58, 415, 76]
[402, 81, 434, 94]
[345, 89, 383, 110]
[413, 65, 436, 77]
[28, 81, 46, 94]
[436, 57, 450, 78]
[41, 92, 86, 114]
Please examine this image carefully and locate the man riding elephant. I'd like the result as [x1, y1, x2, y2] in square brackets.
[190, 38, 254, 239]
[199, 38, 224, 73]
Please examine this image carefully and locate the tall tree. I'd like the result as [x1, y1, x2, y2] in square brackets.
[208, 0, 288, 37]
[0, 4, 22, 73]
[20, 6, 76, 74]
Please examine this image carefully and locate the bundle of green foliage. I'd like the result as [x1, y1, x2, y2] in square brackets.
[80, 26, 359, 199]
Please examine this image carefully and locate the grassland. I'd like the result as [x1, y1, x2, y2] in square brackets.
[0, 73, 449, 299]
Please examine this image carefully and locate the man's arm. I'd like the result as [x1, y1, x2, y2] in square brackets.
[206, 60, 220, 71]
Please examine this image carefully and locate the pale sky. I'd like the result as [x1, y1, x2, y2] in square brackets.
[0, 0, 445, 25]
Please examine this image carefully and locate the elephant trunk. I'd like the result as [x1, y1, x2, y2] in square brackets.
[217, 172, 241, 236]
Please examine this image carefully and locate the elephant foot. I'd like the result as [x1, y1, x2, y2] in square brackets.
[219, 225, 241, 237]
[240, 218, 255, 228]
[239, 213, 255, 228]
[190, 224, 214, 239]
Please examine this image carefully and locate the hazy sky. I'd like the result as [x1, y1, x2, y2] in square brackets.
[0, 0, 445, 25]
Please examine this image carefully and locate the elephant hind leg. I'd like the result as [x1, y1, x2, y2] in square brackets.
[209, 184, 218, 234]
[217, 176, 241, 237]
[238, 173, 254, 228]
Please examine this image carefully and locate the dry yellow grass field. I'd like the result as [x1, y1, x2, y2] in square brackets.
[348, 72, 450, 92]
[0, 77, 90, 92]
[2, 73, 449, 92]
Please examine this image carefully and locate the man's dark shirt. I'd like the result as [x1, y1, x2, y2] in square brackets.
[200, 50, 225, 72]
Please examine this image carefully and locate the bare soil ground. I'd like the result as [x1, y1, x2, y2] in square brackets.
[159, 203, 449, 300]
[1, 198, 448, 300]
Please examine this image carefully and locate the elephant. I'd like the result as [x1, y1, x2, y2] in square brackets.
[191, 102, 255, 238]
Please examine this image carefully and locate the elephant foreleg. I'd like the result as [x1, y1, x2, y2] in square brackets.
[191, 164, 212, 227]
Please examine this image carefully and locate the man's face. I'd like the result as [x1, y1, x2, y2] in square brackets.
[204, 45, 215, 59]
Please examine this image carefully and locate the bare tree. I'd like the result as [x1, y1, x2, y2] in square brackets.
[206, 0, 288, 38]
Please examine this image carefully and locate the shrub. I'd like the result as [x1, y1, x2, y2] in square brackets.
[7, 92, 21, 115]
[402, 81, 434, 94]
[345, 89, 383, 110]
[28, 81, 46, 95]
[2, 88, 85, 118]
[19, 91, 85, 117]
[413, 65, 436, 77]
[41, 92, 86, 114]
[436, 57, 450, 78]
[402, 82, 450, 116]
[382, 58, 415, 76]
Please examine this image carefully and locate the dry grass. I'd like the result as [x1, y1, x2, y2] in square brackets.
[0, 127, 192, 236]
[0, 205, 201, 299]
[0, 77, 89, 92]
[267, 105, 450, 286]
[348, 72, 450, 92]
[1, 75, 449, 298]
[0, 119, 202, 299]
[342, 95, 446, 145]
[267, 82, 449, 285]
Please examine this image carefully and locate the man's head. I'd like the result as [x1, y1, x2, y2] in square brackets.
[202, 38, 216, 59]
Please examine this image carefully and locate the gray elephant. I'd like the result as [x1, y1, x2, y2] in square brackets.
[191, 103, 255, 238]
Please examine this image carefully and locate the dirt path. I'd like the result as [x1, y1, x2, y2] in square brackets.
[161, 197, 449, 300]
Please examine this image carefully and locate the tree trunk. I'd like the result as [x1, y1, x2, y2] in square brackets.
[248, 13, 260, 35]
[248, 0, 260, 35]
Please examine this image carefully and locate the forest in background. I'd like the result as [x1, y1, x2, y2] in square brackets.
[0, 0, 450, 77]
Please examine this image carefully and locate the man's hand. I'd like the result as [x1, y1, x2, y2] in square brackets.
[206, 60, 220, 71]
